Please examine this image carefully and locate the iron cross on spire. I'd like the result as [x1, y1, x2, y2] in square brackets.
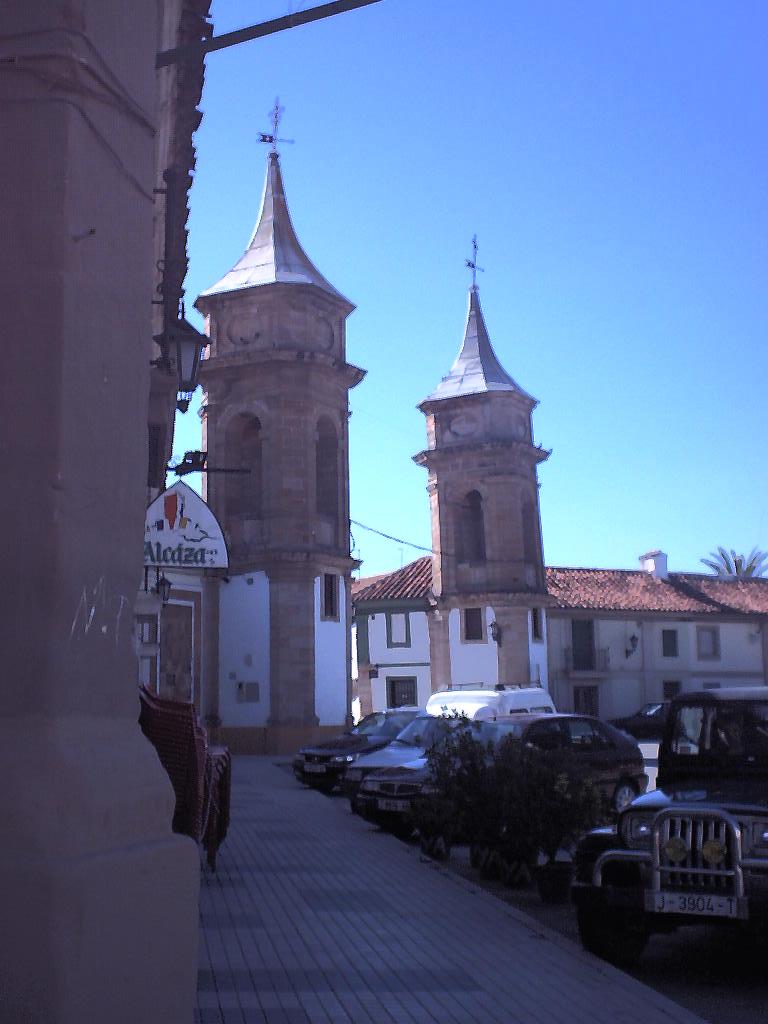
[258, 96, 294, 153]
[465, 234, 485, 288]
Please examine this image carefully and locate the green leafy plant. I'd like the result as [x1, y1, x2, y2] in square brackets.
[701, 546, 768, 578]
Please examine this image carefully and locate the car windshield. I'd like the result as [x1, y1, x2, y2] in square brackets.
[351, 713, 387, 736]
[394, 716, 456, 748]
[669, 702, 768, 762]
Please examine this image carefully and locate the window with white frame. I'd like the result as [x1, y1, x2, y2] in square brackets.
[531, 607, 543, 641]
[696, 625, 720, 660]
[662, 629, 678, 657]
[322, 573, 339, 620]
[386, 611, 410, 648]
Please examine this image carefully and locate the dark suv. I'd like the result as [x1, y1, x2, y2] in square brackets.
[292, 707, 420, 791]
[573, 688, 768, 966]
[609, 701, 671, 740]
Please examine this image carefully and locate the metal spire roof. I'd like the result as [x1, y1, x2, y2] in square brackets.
[197, 150, 350, 304]
[421, 286, 534, 404]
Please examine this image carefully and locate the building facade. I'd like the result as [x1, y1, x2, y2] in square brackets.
[352, 551, 768, 719]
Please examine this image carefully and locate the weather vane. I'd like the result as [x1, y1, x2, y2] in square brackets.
[258, 96, 294, 152]
[465, 234, 484, 288]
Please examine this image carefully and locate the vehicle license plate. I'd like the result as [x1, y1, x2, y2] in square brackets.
[645, 891, 744, 919]
[303, 763, 326, 774]
[377, 798, 409, 812]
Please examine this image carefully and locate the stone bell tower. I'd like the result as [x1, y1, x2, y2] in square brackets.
[195, 117, 365, 753]
[414, 249, 549, 690]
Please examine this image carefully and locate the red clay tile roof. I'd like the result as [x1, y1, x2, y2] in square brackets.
[352, 556, 433, 602]
[545, 567, 768, 616]
[352, 557, 768, 617]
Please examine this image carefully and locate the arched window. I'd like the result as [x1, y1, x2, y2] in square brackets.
[316, 417, 339, 519]
[226, 414, 262, 516]
[459, 490, 486, 562]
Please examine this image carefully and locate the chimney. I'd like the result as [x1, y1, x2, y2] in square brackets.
[639, 549, 668, 579]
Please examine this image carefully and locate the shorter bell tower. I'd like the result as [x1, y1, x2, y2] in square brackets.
[414, 242, 549, 690]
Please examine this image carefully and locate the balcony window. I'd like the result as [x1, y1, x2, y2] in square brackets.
[571, 619, 595, 671]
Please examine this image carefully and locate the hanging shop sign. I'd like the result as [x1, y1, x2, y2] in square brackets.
[144, 481, 228, 570]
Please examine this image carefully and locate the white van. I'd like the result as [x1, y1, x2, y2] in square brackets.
[425, 684, 555, 722]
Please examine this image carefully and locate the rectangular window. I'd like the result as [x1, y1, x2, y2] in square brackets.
[136, 614, 158, 645]
[663, 680, 681, 700]
[571, 619, 595, 671]
[531, 608, 543, 641]
[386, 611, 410, 648]
[697, 625, 720, 660]
[462, 607, 485, 642]
[573, 685, 599, 717]
[322, 573, 339, 620]
[662, 629, 678, 657]
[386, 676, 417, 708]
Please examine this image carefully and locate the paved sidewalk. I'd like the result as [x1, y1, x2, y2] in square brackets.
[197, 757, 705, 1024]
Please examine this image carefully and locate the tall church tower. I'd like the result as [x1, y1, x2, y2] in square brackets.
[414, 261, 549, 690]
[195, 125, 364, 752]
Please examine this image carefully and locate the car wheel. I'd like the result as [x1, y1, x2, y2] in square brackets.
[612, 780, 638, 813]
[577, 907, 648, 966]
[387, 820, 414, 841]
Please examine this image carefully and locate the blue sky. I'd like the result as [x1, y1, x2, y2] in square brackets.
[173, 0, 768, 578]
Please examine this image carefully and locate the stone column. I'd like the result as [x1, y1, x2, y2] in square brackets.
[0, 4, 198, 1021]
[494, 606, 531, 685]
[428, 607, 452, 692]
[268, 560, 318, 730]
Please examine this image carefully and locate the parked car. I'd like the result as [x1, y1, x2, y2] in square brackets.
[292, 706, 420, 791]
[344, 714, 466, 803]
[609, 701, 671, 740]
[573, 688, 768, 967]
[507, 714, 648, 813]
[354, 715, 646, 838]
[354, 720, 519, 836]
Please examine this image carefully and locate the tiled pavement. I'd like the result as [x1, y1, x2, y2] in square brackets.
[197, 757, 705, 1024]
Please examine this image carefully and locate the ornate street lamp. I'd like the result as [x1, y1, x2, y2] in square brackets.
[152, 309, 208, 413]
[168, 313, 207, 413]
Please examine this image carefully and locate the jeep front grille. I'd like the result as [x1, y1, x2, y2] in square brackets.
[653, 811, 741, 894]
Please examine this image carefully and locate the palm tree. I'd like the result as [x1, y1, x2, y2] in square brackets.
[700, 547, 768, 578]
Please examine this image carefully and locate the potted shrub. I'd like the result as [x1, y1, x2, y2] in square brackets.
[525, 753, 607, 903]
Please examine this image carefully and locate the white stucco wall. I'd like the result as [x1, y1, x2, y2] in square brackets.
[218, 571, 270, 726]
[314, 575, 348, 726]
[546, 614, 766, 720]
[529, 609, 548, 689]
[360, 609, 432, 711]
[448, 606, 499, 688]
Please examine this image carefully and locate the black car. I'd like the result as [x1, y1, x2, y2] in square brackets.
[353, 720, 521, 836]
[573, 688, 768, 966]
[609, 701, 671, 740]
[292, 707, 420, 791]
